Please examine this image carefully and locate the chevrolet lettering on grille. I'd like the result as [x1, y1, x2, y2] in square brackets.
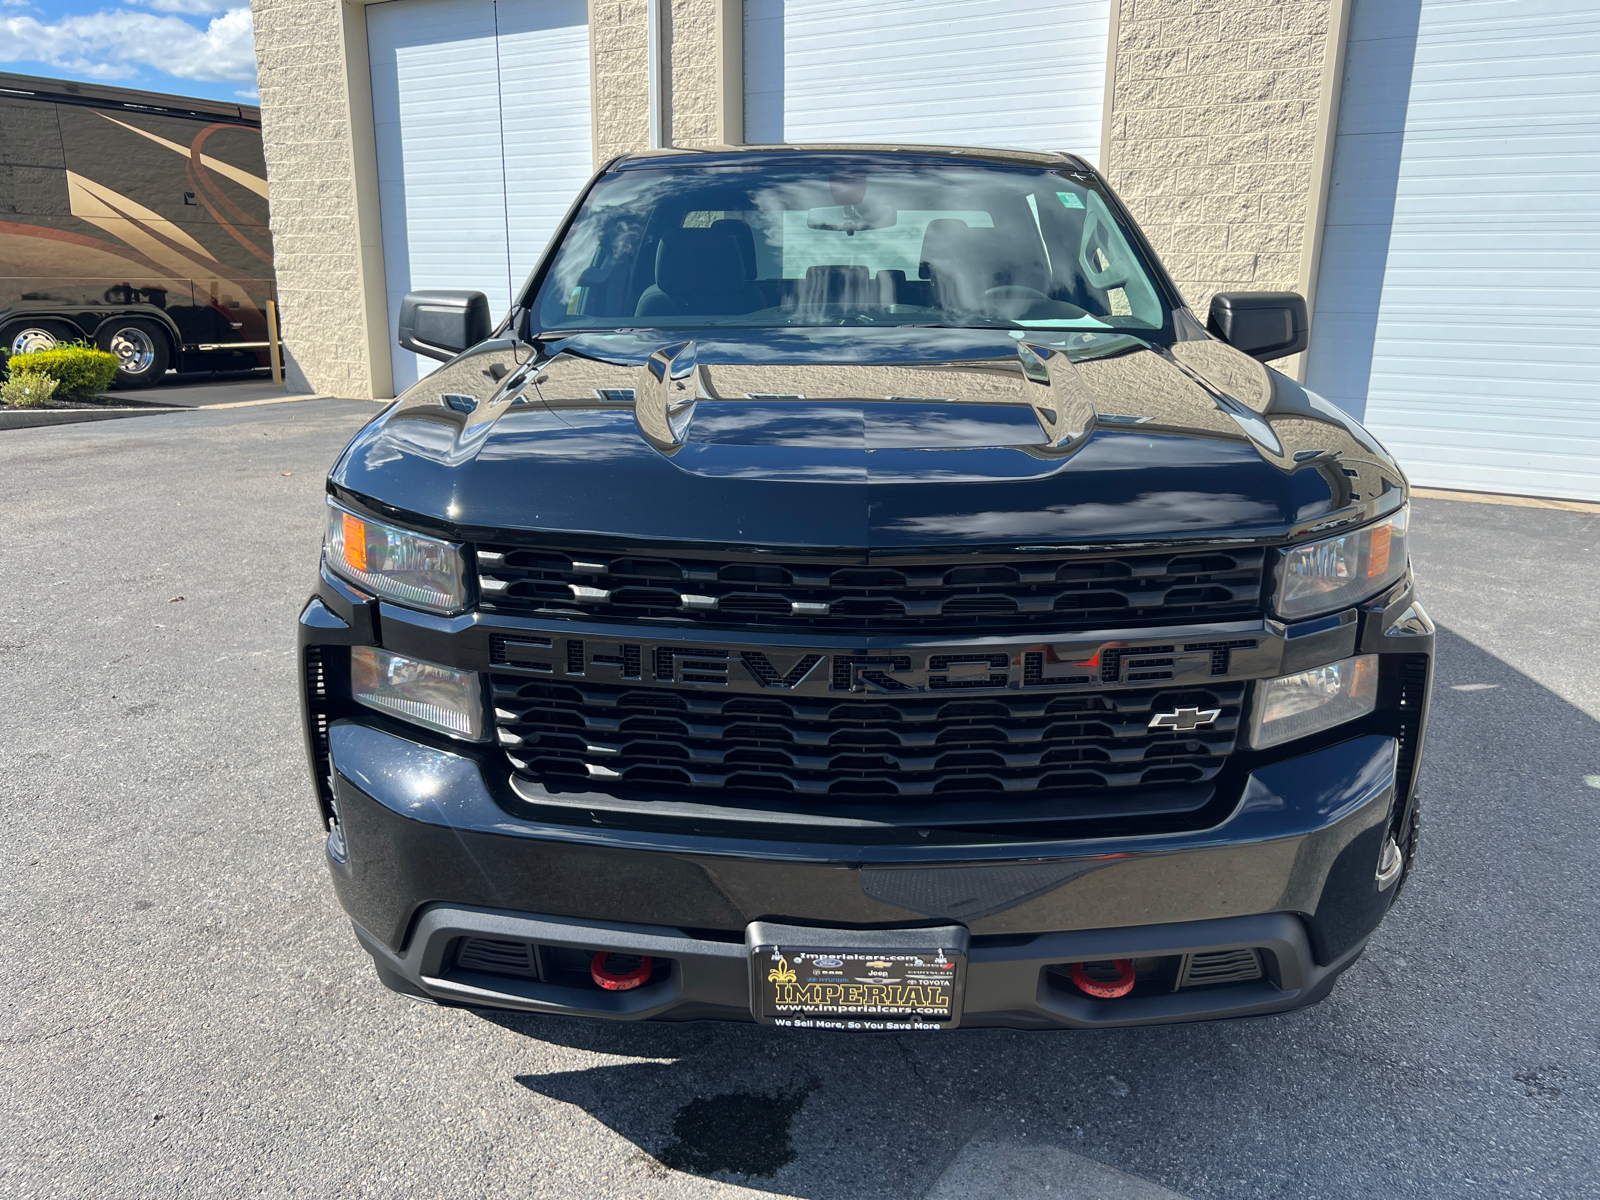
[490, 631, 1268, 696]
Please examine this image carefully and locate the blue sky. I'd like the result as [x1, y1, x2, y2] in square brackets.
[0, 0, 259, 104]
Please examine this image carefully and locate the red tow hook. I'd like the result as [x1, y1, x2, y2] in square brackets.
[590, 952, 654, 991]
[1070, 959, 1137, 999]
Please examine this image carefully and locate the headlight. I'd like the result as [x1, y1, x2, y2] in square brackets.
[1250, 654, 1378, 750]
[351, 646, 484, 740]
[1276, 506, 1409, 618]
[325, 500, 467, 613]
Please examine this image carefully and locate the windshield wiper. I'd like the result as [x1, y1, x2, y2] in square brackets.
[896, 322, 1023, 331]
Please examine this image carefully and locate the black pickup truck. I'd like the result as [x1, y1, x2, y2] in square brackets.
[299, 145, 1432, 1031]
[0, 72, 276, 387]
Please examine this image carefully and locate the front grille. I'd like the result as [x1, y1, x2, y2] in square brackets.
[492, 676, 1244, 800]
[1176, 947, 1263, 988]
[456, 937, 539, 978]
[303, 645, 335, 825]
[475, 544, 1266, 633]
[1393, 653, 1429, 806]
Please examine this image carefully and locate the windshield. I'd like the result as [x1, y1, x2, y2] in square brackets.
[531, 160, 1171, 335]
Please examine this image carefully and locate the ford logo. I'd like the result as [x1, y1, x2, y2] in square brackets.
[812, 957, 843, 968]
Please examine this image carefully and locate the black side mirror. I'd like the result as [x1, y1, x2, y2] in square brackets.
[398, 290, 491, 362]
[1207, 292, 1308, 361]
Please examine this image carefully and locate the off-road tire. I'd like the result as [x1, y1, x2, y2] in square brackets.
[1391, 795, 1422, 903]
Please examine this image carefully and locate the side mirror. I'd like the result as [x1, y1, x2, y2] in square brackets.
[398, 290, 491, 362]
[1207, 292, 1308, 361]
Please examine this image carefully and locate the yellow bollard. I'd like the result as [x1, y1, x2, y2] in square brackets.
[267, 299, 284, 387]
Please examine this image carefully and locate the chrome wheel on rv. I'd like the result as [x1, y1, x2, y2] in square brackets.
[95, 319, 170, 388]
[8, 325, 66, 355]
[107, 326, 157, 375]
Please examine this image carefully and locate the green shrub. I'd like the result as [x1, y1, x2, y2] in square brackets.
[6, 344, 119, 400]
[1, 371, 59, 408]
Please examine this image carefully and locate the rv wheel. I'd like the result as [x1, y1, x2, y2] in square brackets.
[3, 320, 79, 358]
[96, 319, 171, 389]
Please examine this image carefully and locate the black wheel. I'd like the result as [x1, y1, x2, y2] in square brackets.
[2, 318, 80, 358]
[95, 318, 170, 389]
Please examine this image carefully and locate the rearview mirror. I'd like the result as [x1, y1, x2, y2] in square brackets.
[398, 290, 491, 362]
[807, 202, 895, 233]
[1207, 292, 1309, 361]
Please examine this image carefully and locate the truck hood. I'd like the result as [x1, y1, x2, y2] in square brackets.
[331, 327, 1406, 551]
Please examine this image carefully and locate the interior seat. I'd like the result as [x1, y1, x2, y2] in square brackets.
[795, 264, 873, 309]
[919, 220, 1051, 312]
[635, 225, 767, 317]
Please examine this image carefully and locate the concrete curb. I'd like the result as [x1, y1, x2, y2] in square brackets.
[1, 392, 352, 430]
[1412, 486, 1600, 514]
[200, 392, 335, 409]
[0, 405, 187, 430]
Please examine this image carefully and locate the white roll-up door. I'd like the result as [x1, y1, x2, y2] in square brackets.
[1308, 0, 1600, 501]
[744, 0, 1110, 161]
[368, 0, 590, 392]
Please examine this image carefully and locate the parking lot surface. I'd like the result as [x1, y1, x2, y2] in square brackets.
[1, 402, 1596, 1199]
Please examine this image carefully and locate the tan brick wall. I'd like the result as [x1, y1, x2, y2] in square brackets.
[667, 0, 721, 146]
[1105, 0, 1334, 321]
[591, 0, 649, 162]
[591, 0, 723, 158]
[250, 0, 378, 397]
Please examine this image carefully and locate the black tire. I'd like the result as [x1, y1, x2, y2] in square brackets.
[95, 318, 171, 389]
[2, 318, 81, 359]
[1391, 795, 1422, 903]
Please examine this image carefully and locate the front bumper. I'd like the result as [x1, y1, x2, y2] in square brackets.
[326, 721, 1400, 1029]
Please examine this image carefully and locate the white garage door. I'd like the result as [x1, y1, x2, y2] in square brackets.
[1307, 0, 1600, 501]
[744, 0, 1110, 162]
[368, 0, 591, 392]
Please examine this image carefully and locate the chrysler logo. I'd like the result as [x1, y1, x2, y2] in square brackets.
[1148, 706, 1221, 731]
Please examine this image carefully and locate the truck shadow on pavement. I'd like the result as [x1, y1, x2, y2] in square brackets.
[481, 625, 1600, 1199]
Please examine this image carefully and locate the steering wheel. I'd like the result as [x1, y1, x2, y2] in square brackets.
[985, 286, 1051, 302]
[984, 285, 1052, 320]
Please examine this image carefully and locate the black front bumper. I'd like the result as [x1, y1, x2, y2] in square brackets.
[353, 904, 1367, 1030]
[326, 720, 1401, 1029]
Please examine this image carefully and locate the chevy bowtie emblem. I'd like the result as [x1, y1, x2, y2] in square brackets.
[1148, 706, 1221, 731]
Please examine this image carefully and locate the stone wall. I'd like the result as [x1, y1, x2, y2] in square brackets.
[250, 0, 377, 397]
[591, 0, 723, 159]
[1104, 0, 1335, 321]
[666, 0, 723, 147]
[590, 0, 650, 163]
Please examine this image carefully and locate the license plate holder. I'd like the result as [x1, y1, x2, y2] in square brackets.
[747, 921, 969, 1031]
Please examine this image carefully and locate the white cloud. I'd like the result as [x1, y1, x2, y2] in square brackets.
[0, 7, 257, 84]
[134, 0, 232, 14]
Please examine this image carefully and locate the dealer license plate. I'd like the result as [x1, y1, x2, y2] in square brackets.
[751, 942, 965, 1031]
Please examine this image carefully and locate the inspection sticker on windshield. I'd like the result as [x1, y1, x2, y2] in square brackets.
[752, 945, 964, 1030]
[1056, 191, 1085, 209]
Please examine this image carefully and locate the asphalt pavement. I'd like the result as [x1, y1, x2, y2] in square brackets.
[1, 401, 1596, 1199]
[104, 372, 300, 408]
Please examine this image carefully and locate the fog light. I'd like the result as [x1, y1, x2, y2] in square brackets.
[351, 646, 484, 740]
[1249, 654, 1378, 749]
